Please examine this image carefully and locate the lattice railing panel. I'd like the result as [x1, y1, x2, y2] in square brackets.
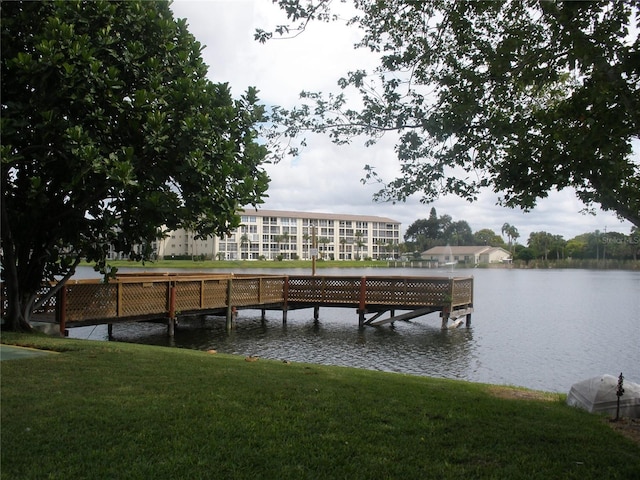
[260, 278, 285, 303]
[452, 278, 473, 306]
[0, 282, 56, 316]
[66, 283, 118, 321]
[364, 279, 407, 304]
[34, 284, 58, 315]
[175, 281, 203, 311]
[364, 278, 451, 306]
[288, 277, 361, 303]
[287, 277, 324, 301]
[231, 278, 261, 306]
[201, 280, 228, 309]
[317, 278, 359, 303]
[1, 283, 59, 317]
[121, 282, 168, 317]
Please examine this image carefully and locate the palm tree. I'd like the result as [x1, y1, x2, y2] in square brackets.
[318, 237, 330, 259]
[280, 232, 290, 259]
[354, 231, 365, 260]
[239, 233, 249, 260]
[501, 223, 520, 256]
[240, 232, 249, 248]
[302, 233, 311, 259]
[273, 232, 290, 259]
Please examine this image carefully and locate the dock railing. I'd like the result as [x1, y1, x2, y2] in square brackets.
[2, 274, 473, 332]
[287, 275, 473, 308]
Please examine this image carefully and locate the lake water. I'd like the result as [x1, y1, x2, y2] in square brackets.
[68, 266, 640, 393]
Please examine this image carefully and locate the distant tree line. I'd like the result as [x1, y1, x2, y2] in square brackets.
[403, 209, 639, 262]
[519, 228, 639, 262]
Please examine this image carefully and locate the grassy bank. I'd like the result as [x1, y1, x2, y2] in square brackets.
[84, 258, 640, 271]
[2, 333, 638, 479]
[83, 259, 387, 270]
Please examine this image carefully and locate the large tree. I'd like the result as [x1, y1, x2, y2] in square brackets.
[1, 1, 270, 331]
[404, 208, 474, 250]
[473, 229, 505, 247]
[442, 220, 473, 246]
[527, 231, 564, 260]
[261, 0, 640, 227]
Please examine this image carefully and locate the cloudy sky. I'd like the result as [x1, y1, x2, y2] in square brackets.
[170, 0, 634, 242]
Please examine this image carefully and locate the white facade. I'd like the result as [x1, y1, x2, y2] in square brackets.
[156, 209, 401, 261]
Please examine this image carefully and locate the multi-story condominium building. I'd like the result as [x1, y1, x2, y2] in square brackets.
[155, 209, 401, 261]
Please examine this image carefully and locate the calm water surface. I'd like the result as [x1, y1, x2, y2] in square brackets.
[69, 267, 640, 392]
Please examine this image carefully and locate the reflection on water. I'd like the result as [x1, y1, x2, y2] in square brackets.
[77, 309, 475, 381]
[68, 267, 640, 392]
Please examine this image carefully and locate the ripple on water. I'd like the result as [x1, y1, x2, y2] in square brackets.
[67, 268, 640, 392]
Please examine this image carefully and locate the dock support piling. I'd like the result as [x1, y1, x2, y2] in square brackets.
[358, 276, 367, 327]
[314, 306, 319, 320]
[282, 276, 289, 325]
[108, 323, 113, 340]
[168, 285, 177, 337]
[225, 280, 234, 331]
[226, 307, 237, 331]
[466, 312, 472, 327]
[441, 310, 450, 329]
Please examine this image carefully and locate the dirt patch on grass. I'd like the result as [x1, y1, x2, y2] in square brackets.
[486, 386, 640, 447]
[607, 417, 640, 447]
[487, 386, 560, 402]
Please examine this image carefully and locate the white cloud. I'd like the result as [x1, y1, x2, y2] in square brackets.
[171, 0, 635, 243]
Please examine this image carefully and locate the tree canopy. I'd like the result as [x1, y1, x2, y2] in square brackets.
[404, 208, 474, 251]
[261, 0, 640, 227]
[1, 0, 270, 330]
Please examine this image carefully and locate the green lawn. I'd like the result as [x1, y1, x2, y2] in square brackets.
[84, 258, 399, 270]
[1, 333, 638, 479]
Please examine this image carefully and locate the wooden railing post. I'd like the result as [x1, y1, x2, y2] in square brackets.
[168, 284, 177, 319]
[466, 277, 473, 326]
[282, 276, 289, 324]
[57, 285, 67, 336]
[441, 278, 454, 329]
[117, 282, 123, 317]
[225, 279, 234, 331]
[168, 284, 177, 337]
[358, 276, 367, 327]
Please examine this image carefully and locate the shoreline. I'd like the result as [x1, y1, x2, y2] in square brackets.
[82, 259, 640, 271]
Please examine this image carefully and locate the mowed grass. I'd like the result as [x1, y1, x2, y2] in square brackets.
[84, 258, 393, 270]
[1, 333, 638, 479]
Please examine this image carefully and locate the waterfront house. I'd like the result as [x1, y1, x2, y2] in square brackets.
[422, 246, 511, 266]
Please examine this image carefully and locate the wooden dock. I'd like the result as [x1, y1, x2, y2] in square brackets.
[16, 273, 474, 335]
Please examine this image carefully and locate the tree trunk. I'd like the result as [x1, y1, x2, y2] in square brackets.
[2, 208, 55, 331]
[3, 278, 36, 332]
[2, 201, 81, 331]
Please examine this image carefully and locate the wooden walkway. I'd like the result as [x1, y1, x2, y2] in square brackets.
[20, 273, 473, 335]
